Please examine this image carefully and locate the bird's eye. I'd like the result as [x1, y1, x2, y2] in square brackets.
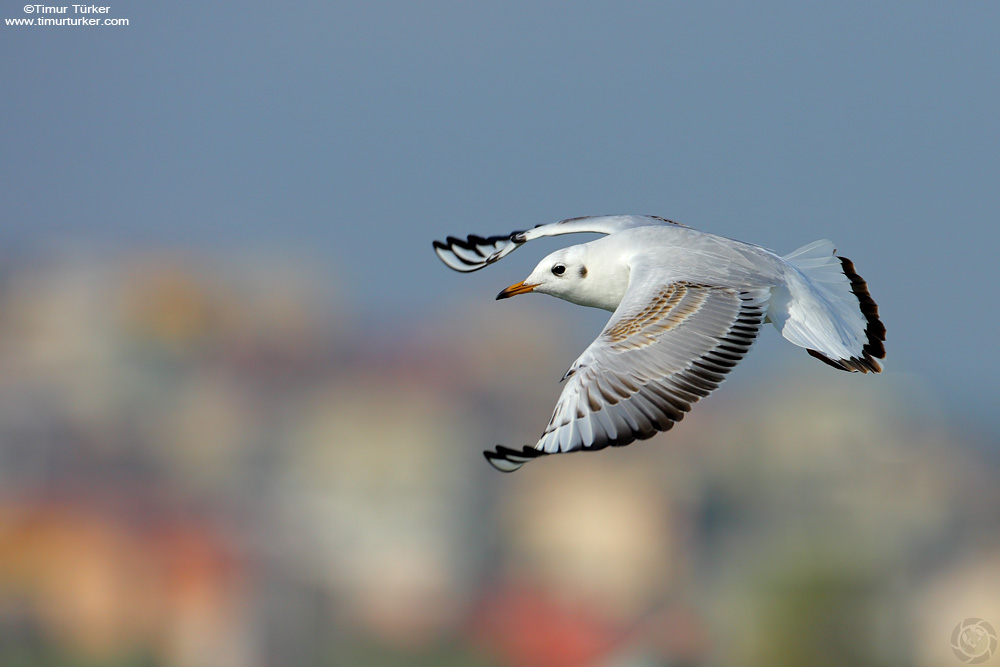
[552, 264, 566, 276]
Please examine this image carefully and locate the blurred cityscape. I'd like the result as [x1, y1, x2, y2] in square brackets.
[0, 249, 997, 667]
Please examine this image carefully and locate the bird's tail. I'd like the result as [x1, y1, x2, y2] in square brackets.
[768, 240, 886, 373]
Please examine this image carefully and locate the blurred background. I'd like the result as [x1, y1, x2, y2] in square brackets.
[2, 2, 999, 666]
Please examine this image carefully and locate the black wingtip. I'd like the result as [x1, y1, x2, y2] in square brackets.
[483, 445, 547, 473]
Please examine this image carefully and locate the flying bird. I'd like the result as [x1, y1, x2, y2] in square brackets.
[433, 215, 885, 472]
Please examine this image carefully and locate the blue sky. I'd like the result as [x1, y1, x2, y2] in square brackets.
[3, 2, 999, 424]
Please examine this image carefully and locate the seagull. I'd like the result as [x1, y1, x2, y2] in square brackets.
[433, 215, 885, 472]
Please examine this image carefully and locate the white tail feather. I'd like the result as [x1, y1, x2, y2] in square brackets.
[769, 240, 885, 373]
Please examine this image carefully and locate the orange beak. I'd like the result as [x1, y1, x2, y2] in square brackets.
[496, 279, 537, 300]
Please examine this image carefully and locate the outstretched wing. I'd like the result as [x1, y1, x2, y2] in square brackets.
[484, 270, 770, 472]
[432, 215, 680, 273]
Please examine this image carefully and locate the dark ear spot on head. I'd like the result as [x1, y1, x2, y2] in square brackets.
[579, 266, 588, 278]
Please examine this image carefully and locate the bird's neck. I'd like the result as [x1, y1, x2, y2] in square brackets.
[563, 260, 630, 312]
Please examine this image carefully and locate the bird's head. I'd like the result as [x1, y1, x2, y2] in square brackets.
[496, 242, 627, 311]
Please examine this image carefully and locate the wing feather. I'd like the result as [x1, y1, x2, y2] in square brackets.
[432, 215, 674, 273]
[484, 274, 770, 471]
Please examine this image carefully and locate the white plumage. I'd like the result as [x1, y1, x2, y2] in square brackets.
[433, 215, 885, 472]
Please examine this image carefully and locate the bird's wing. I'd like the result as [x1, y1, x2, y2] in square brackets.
[484, 266, 770, 472]
[432, 215, 681, 273]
